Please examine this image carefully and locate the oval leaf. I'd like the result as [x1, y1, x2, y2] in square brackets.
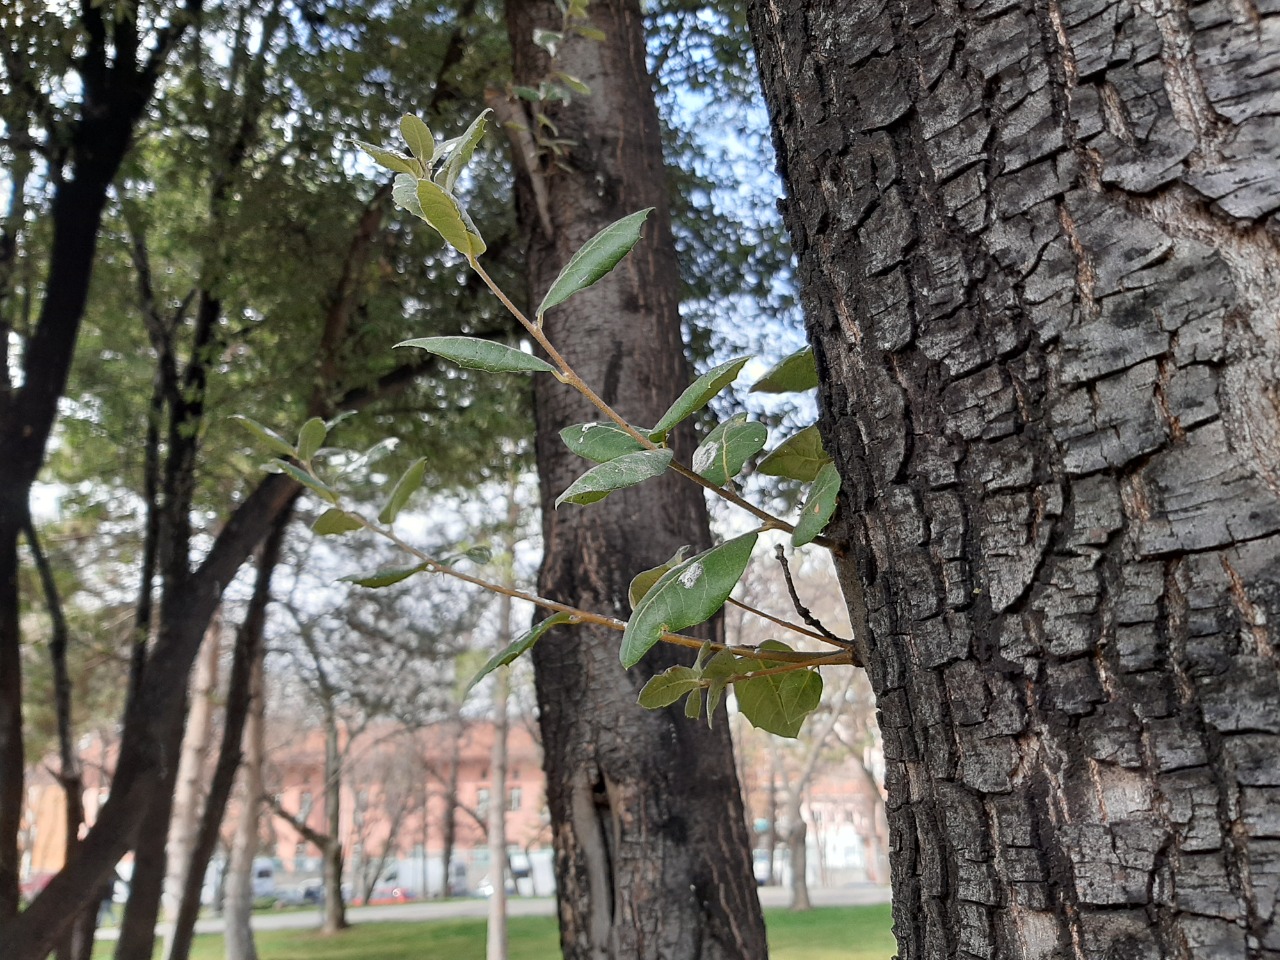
[751, 346, 819, 393]
[791, 461, 841, 547]
[621, 532, 757, 668]
[313, 508, 363, 536]
[230, 415, 297, 458]
[378, 457, 427, 524]
[268, 459, 338, 504]
[351, 140, 422, 177]
[395, 336, 556, 374]
[537, 209, 653, 318]
[435, 109, 491, 193]
[415, 178, 486, 256]
[757, 424, 831, 483]
[650, 357, 750, 441]
[465, 611, 575, 696]
[392, 173, 425, 219]
[691, 414, 768, 486]
[560, 421, 647, 464]
[637, 665, 702, 710]
[341, 562, 430, 589]
[555, 448, 673, 508]
[399, 114, 435, 163]
[296, 417, 328, 462]
[735, 641, 824, 738]
[628, 546, 690, 609]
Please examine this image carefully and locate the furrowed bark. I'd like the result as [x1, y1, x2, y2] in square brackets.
[749, 0, 1280, 956]
[505, 1, 767, 957]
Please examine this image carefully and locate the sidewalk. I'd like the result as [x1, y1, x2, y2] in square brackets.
[95, 884, 892, 941]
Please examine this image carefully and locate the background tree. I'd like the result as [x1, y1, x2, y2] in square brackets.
[749, 1, 1280, 957]
[502, 1, 767, 957]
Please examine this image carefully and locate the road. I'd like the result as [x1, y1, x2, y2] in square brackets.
[96, 885, 892, 941]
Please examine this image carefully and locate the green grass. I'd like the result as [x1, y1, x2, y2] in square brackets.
[93, 905, 896, 959]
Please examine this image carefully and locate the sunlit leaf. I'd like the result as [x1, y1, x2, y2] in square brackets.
[636, 665, 702, 709]
[351, 140, 422, 177]
[791, 462, 841, 547]
[555, 448, 673, 507]
[378, 457, 427, 524]
[537, 209, 653, 318]
[735, 641, 824, 738]
[559, 421, 647, 464]
[620, 532, 757, 668]
[312, 508, 363, 536]
[296, 418, 327, 462]
[756, 424, 831, 483]
[465, 612, 575, 695]
[341, 563, 430, 589]
[751, 346, 819, 393]
[415, 178, 486, 256]
[230, 415, 296, 458]
[435, 109, 491, 193]
[649, 357, 750, 441]
[399, 114, 435, 163]
[691, 414, 768, 485]
[395, 336, 556, 374]
[628, 546, 690, 609]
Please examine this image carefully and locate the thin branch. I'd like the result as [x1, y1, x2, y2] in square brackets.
[772, 545, 857, 654]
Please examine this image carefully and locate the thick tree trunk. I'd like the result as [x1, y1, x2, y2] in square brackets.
[505, 2, 767, 958]
[750, 2, 1280, 957]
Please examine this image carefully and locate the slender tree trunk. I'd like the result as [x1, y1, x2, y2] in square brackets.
[161, 617, 221, 938]
[785, 806, 810, 911]
[321, 710, 348, 934]
[504, 2, 766, 957]
[487, 601, 514, 959]
[225, 646, 266, 960]
[750, 2, 1280, 956]
[441, 725, 460, 898]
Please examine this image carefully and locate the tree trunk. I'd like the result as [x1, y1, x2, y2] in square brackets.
[785, 801, 811, 912]
[749, 2, 1280, 957]
[225, 646, 266, 960]
[321, 710, 348, 934]
[487, 608, 512, 960]
[441, 723, 460, 898]
[504, 2, 767, 958]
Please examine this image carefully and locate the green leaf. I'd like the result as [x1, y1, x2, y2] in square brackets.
[636, 666, 702, 709]
[392, 173, 425, 219]
[312, 508, 363, 536]
[691, 414, 768, 486]
[463, 546, 492, 564]
[465, 612, 575, 695]
[514, 85, 541, 102]
[555, 448, 673, 507]
[559, 421, 647, 464]
[757, 424, 831, 483]
[553, 72, 591, 95]
[573, 24, 607, 41]
[684, 689, 703, 719]
[342, 563, 430, 589]
[395, 336, 556, 374]
[751, 346, 819, 393]
[536, 209, 653, 318]
[296, 417, 327, 462]
[435, 109, 491, 193]
[230, 415, 296, 458]
[399, 114, 435, 163]
[268, 459, 338, 504]
[791, 462, 841, 547]
[628, 546, 690, 609]
[351, 140, 422, 177]
[621, 532, 757, 668]
[378, 457, 427, 524]
[703, 650, 738, 726]
[735, 641, 824, 738]
[649, 357, 750, 441]
[531, 27, 563, 56]
[414, 178, 486, 256]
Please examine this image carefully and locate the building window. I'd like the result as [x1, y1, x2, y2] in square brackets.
[508, 787, 522, 811]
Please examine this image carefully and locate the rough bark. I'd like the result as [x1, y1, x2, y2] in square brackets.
[505, 2, 767, 957]
[749, 1, 1280, 957]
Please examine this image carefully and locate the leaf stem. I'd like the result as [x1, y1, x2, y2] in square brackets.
[467, 257, 837, 547]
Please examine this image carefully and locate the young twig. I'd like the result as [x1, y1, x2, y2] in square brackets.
[773, 544, 857, 656]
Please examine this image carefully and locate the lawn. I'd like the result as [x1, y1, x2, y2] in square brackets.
[93, 905, 896, 959]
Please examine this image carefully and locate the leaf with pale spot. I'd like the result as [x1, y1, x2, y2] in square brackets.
[559, 422, 647, 464]
[628, 546, 690, 609]
[691, 414, 768, 486]
[620, 532, 757, 668]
